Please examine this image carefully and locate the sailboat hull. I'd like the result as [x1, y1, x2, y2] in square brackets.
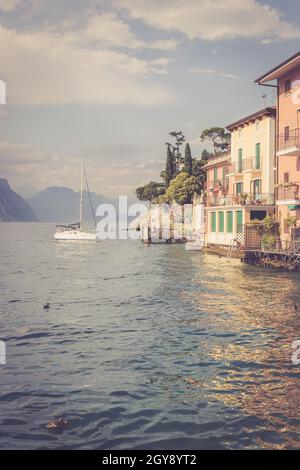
[54, 230, 96, 241]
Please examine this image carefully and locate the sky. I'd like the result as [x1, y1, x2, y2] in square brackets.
[0, 0, 300, 198]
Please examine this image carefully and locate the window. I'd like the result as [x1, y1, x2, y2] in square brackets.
[252, 179, 261, 195]
[255, 143, 261, 169]
[238, 148, 243, 172]
[284, 79, 291, 93]
[227, 211, 233, 233]
[284, 172, 289, 183]
[236, 182, 243, 195]
[218, 212, 224, 232]
[255, 120, 260, 132]
[211, 212, 216, 232]
[213, 168, 218, 184]
[238, 128, 242, 138]
[284, 126, 290, 142]
[250, 210, 266, 221]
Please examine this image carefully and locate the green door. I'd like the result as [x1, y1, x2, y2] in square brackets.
[238, 148, 243, 172]
[255, 143, 261, 169]
[219, 212, 224, 232]
[227, 211, 233, 233]
[236, 210, 243, 231]
[211, 212, 216, 232]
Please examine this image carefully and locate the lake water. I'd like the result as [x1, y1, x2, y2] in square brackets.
[0, 223, 299, 449]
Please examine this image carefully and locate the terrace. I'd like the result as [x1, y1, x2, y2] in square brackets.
[277, 128, 300, 156]
[206, 193, 275, 207]
[277, 182, 300, 201]
[204, 180, 229, 192]
[228, 158, 262, 174]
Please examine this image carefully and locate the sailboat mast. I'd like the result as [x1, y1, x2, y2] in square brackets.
[79, 162, 83, 227]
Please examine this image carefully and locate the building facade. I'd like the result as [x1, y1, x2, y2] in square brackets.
[256, 51, 300, 246]
[204, 108, 276, 247]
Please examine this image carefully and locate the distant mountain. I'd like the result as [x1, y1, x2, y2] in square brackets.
[0, 179, 38, 222]
[28, 186, 109, 223]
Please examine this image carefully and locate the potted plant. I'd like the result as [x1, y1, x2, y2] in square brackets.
[240, 193, 249, 205]
[252, 215, 280, 251]
[261, 234, 277, 251]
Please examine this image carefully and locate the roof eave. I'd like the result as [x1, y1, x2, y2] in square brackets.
[255, 51, 300, 84]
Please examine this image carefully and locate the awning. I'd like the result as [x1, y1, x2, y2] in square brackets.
[288, 205, 300, 210]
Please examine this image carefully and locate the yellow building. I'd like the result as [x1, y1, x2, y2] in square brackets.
[204, 108, 276, 248]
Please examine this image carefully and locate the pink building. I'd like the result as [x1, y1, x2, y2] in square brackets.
[256, 51, 300, 246]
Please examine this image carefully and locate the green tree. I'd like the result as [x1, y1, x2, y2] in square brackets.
[164, 172, 199, 205]
[201, 149, 213, 161]
[191, 159, 207, 190]
[200, 127, 230, 155]
[184, 143, 193, 175]
[136, 181, 165, 202]
[164, 144, 176, 186]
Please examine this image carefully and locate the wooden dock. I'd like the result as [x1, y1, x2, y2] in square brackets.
[243, 249, 300, 271]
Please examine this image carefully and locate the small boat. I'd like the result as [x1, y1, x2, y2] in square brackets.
[54, 163, 97, 241]
[185, 232, 205, 251]
[185, 241, 203, 251]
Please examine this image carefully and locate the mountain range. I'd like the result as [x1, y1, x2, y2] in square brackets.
[28, 186, 109, 223]
[0, 179, 38, 222]
[0, 179, 112, 223]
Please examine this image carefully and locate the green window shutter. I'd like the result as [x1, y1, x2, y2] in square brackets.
[211, 212, 216, 232]
[214, 168, 218, 183]
[255, 143, 261, 169]
[253, 179, 261, 194]
[236, 210, 243, 230]
[238, 149, 243, 172]
[219, 212, 224, 232]
[236, 182, 243, 195]
[227, 211, 233, 233]
[222, 167, 226, 186]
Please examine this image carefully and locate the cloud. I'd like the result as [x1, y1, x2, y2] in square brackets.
[219, 73, 239, 79]
[149, 39, 179, 51]
[190, 68, 239, 79]
[190, 68, 217, 74]
[0, 139, 165, 197]
[84, 12, 145, 49]
[0, 23, 174, 106]
[0, 0, 21, 12]
[113, 0, 300, 42]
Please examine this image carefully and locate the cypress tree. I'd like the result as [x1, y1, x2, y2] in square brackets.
[184, 143, 192, 175]
[165, 145, 175, 186]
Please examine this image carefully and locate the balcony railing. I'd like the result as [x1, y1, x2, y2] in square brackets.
[278, 128, 300, 151]
[228, 158, 262, 173]
[206, 193, 275, 207]
[277, 182, 300, 200]
[204, 180, 229, 191]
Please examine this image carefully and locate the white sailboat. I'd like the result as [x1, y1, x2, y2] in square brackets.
[54, 163, 97, 241]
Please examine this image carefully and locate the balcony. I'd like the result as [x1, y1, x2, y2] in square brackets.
[277, 128, 300, 156]
[204, 180, 229, 192]
[228, 158, 262, 174]
[277, 182, 300, 201]
[206, 193, 275, 207]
